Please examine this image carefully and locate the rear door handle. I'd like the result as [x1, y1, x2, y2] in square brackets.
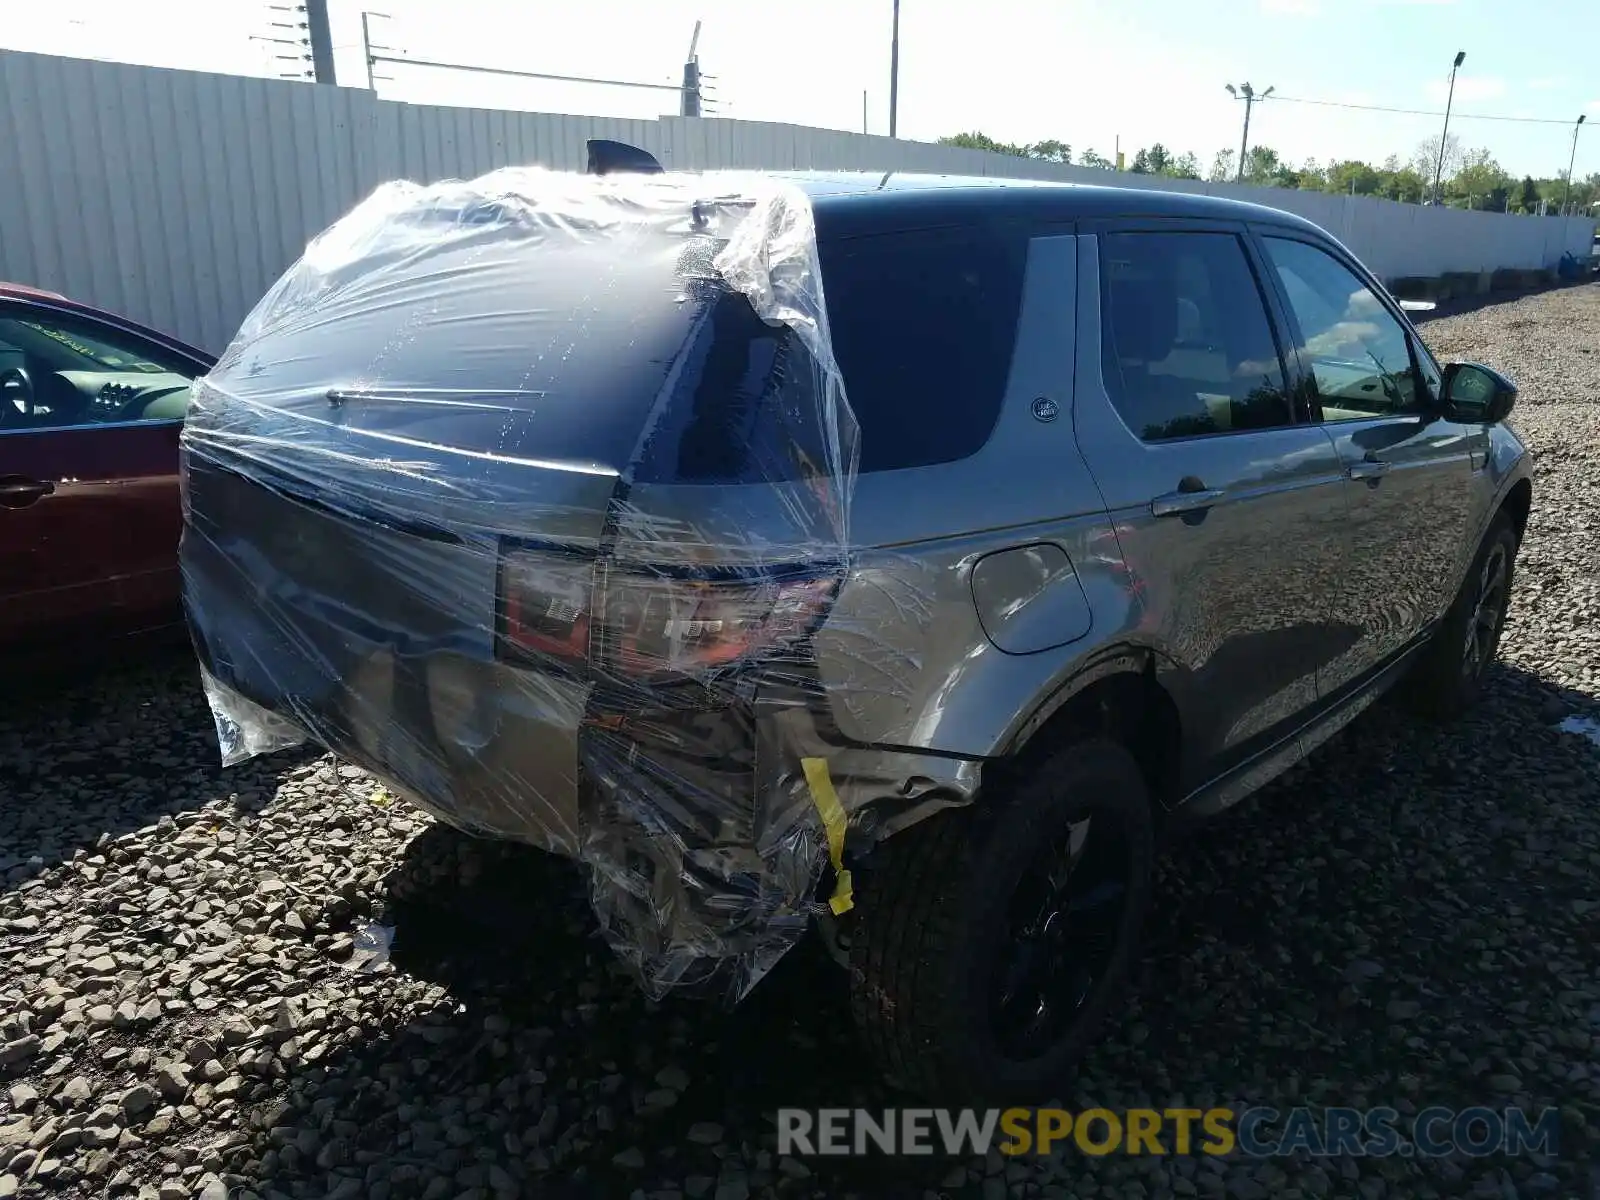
[1347, 459, 1392, 481]
[1150, 487, 1226, 517]
[0, 477, 55, 509]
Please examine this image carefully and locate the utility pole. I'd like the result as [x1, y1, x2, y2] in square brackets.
[863, 90, 868, 135]
[361, 12, 376, 90]
[1431, 50, 1465, 205]
[888, 0, 900, 138]
[1225, 82, 1273, 183]
[1564, 113, 1587, 215]
[305, 0, 336, 84]
[680, 21, 702, 118]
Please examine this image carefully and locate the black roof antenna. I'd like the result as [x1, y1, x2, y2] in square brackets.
[587, 139, 665, 176]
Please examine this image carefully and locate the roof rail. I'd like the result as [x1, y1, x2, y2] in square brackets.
[586, 139, 665, 176]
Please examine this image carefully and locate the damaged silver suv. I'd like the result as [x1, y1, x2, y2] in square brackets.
[182, 153, 1532, 1102]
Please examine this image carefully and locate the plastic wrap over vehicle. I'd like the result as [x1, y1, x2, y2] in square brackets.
[180, 167, 874, 1003]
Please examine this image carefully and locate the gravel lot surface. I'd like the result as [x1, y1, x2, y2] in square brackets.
[3, 283, 1599, 1200]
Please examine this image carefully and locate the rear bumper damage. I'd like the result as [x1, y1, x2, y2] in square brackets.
[180, 167, 972, 1001]
[194, 598, 980, 1000]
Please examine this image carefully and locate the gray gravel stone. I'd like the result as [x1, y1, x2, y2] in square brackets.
[0, 1038, 39, 1069]
[685, 1122, 723, 1145]
[120, 1084, 158, 1120]
[156, 1064, 190, 1102]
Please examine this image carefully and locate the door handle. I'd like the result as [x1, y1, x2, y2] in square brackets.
[1150, 486, 1226, 517]
[0, 477, 55, 509]
[1347, 459, 1392, 481]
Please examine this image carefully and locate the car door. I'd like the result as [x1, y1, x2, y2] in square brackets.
[0, 302, 202, 645]
[1254, 232, 1484, 697]
[1074, 222, 1353, 789]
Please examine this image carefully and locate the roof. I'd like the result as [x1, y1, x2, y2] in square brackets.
[777, 171, 1328, 240]
[0, 282, 67, 301]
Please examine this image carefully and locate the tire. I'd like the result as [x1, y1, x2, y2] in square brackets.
[847, 737, 1155, 1103]
[1404, 514, 1519, 721]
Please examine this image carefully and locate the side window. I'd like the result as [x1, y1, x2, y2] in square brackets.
[1100, 231, 1293, 442]
[819, 223, 1029, 473]
[0, 308, 199, 432]
[1261, 237, 1424, 421]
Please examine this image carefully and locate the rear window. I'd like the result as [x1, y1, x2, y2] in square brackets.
[1099, 231, 1293, 442]
[819, 224, 1029, 473]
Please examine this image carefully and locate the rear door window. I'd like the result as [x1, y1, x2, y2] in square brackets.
[819, 223, 1030, 473]
[1099, 231, 1294, 442]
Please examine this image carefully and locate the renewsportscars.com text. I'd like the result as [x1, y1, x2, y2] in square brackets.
[776, 1106, 1561, 1159]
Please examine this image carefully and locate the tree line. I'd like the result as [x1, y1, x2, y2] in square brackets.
[937, 131, 1599, 215]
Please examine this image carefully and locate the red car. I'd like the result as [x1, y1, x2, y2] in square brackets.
[0, 285, 215, 656]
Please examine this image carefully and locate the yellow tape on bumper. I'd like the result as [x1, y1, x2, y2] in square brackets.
[801, 756, 855, 915]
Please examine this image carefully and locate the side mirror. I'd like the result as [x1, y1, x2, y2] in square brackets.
[1441, 361, 1517, 424]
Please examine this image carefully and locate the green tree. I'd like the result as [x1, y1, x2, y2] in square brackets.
[1243, 145, 1283, 185]
[1325, 159, 1381, 195]
[939, 132, 1077, 165]
[1412, 133, 1463, 196]
[1029, 139, 1072, 164]
[1378, 167, 1428, 204]
[1450, 148, 1512, 211]
[1079, 148, 1115, 170]
[1558, 171, 1600, 215]
[1515, 176, 1541, 213]
[1168, 151, 1202, 181]
[1207, 148, 1237, 182]
[938, 131, 1029, 157]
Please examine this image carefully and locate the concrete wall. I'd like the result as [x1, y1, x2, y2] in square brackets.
[0, 48, 1593, 355]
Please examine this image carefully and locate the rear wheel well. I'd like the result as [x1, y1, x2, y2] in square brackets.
[1500, 478, 1532, 545]
[1007, 665, 1183, 808]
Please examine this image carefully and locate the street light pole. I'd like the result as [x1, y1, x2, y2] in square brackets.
[1225, 83, 1273, 183]
[1432, 50, 1466, 206]
[1564, 114, 1587, 215]
[888, 0, 900, 138]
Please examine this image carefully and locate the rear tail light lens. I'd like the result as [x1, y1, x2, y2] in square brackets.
[500, 549, 838, 679]
[500, 554, 595, 663]
[604, 571, 838, 676]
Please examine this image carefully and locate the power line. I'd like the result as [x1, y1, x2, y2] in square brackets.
[366, 54, 683, 94]
[1271, 93, 1582, 127]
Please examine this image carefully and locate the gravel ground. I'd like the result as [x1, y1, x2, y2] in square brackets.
[3, 282, 1600, 1200]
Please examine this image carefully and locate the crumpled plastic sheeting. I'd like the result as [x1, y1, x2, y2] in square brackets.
[180, 167, 872, 1002]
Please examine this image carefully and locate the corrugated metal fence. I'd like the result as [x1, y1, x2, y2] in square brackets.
[0, 48, 1593, 354]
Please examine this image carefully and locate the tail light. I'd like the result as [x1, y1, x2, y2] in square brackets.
[602, 569, 839, 676]
[500, 553, 595, 664]
[499, 548, 839, 680]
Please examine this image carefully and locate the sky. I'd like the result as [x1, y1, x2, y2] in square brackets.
[1, 0, 1596, 181]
